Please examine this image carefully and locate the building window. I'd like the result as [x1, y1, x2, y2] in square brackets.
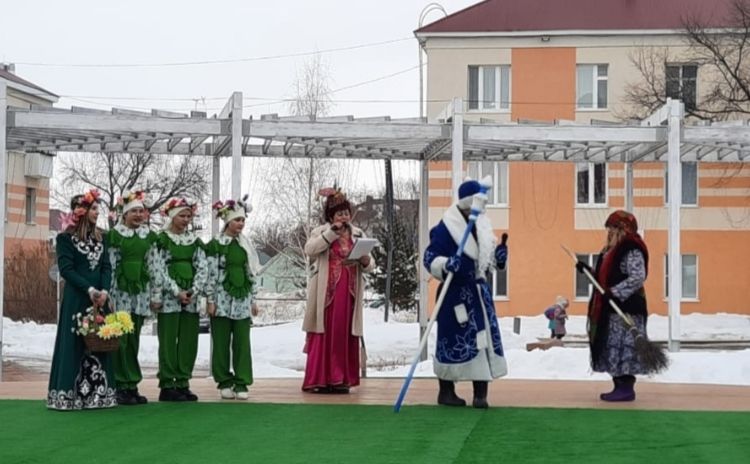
[576, 163, 607, 205]
[493, 266, 508, 298]
[467, 161, 509, 205]
[25, 187, 36, 223]
[577, 64, 608, 109]
[666, 64, 697, 111]
[664, 162, 698, 205]
[575, 253, 600, 298]
[468, 65, 510, 111]
[665, 254, 698, 299]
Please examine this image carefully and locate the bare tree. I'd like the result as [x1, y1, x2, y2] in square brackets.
[623, 0, 750, 120]
[56, 152, 211, 226]
[288, 53, 333, 120]
[253, 54, 341, 277]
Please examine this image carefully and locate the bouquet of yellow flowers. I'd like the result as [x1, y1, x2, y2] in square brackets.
[73, 307, 134, 352]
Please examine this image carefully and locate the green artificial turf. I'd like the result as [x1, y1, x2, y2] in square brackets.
[1, 401, 748, 464]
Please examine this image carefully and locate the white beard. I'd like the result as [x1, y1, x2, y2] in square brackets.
[442, 205, 497, 274]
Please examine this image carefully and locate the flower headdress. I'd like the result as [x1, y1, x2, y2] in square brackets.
[212, 194, 252, 222]
[60, 188, 101, 230]
[160, 197, 198, 219]
[318, 185, 351, 221]
[115, 190, 148, 214]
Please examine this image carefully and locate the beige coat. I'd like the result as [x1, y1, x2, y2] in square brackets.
[302, 224, 375, 337]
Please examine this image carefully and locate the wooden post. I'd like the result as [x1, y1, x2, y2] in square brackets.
[0, 81, 6, 380]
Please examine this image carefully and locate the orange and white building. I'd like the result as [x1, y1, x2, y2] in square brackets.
[0, 63, 57, 253]
[416, 0, 750, 316]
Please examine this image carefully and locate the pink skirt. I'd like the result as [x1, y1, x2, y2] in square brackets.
[302, 267, 360, 391]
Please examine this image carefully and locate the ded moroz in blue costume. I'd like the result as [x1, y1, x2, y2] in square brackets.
[423, 177, 508, 408]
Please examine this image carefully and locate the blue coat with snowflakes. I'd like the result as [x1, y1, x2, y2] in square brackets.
[423, 205, 508, 381]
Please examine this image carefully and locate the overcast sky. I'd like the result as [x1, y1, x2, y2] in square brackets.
[2, 0, 476, 119]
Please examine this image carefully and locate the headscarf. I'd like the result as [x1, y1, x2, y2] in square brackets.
[588, 210, 649, 341]
[160, 197, 197, 229]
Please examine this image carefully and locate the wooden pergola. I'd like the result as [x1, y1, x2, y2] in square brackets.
[3, 84, 750, 379]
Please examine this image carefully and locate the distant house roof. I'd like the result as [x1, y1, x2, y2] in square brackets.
[416, 0, 734, 35]
[0, 64, 59, 101]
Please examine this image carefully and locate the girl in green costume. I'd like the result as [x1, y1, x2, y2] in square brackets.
[108, 190, 159, 406]
[48, 189, 117, 411]
[206, 197, 260, 400]
[151, 198, 209, 402]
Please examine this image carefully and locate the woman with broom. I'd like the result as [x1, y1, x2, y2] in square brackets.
[577, 210, 651, 402]
[48, 189, 117, 410]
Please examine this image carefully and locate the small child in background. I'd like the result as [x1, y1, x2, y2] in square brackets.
[544, 296, 569, 340]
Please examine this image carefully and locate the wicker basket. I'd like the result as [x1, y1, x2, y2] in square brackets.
[82, 306, 121, 353]
[83, 332, 120, 353]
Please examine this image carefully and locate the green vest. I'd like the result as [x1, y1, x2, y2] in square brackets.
[207, 238, 252, 299]
[109, 227, 156, 294]
[158, 233, 199, 291]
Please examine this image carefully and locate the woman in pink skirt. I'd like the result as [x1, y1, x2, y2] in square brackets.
[301, 187, 375, 393]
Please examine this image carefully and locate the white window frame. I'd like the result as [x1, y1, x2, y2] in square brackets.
[467, 161, 509, 206]
[576, 64, 608, 110]
[468, 65, 511, 112]
[575, 162, 608, 206]
[664, 254, 699, 301]
[664, 162, 698, 206]
[492, 266, 508, 300]
[666, 64, 698, 111]
[574, 253, 599, 300]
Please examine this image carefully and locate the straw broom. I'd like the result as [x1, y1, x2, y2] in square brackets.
[561, 245, 669, 374]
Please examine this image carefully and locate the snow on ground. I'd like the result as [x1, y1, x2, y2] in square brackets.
[4, 308, 750, 386]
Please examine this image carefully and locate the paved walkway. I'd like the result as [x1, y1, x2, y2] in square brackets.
[2, 376, 749, 412]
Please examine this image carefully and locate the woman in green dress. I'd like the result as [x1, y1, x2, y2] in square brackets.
[205, 197, 260, 400]
[108, 190, 159, 406]
[48, 189, 117, 411]
[151, 198, 209, 402]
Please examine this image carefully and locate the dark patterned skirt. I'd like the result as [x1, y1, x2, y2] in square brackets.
[592, 314, 649, 376]
[48, 354, 117, 411]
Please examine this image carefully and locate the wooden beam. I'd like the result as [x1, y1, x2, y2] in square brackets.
[11, 110, 223, 135]
[167, 137, 183, 152]
[468, 124, 666, 143]
[246, 120, 442, 140]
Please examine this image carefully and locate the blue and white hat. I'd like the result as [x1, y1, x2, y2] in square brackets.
[457, 178, 481, 209]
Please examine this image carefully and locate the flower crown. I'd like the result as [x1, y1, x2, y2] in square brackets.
[212, 195, 251, 220]
[115, 190, 146, 212]
[76, 189, 101, 209]
[62, 189, 101, 230]
[160, 197, 197, 217]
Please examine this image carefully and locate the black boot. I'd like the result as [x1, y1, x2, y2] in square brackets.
[437, 379, 466, 407]
[159, 388, 187, 402]
[178, 387, 199, 402]
[472, 381, 489, 409]
[131, 389, 148, 404]
[116, 389, 137, 406]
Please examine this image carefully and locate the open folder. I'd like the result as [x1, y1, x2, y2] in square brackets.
[346, 238, 378, 260]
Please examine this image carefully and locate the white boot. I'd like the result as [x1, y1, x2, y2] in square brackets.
[220, 388, 235, 399]
[235, 391, 248, 400]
